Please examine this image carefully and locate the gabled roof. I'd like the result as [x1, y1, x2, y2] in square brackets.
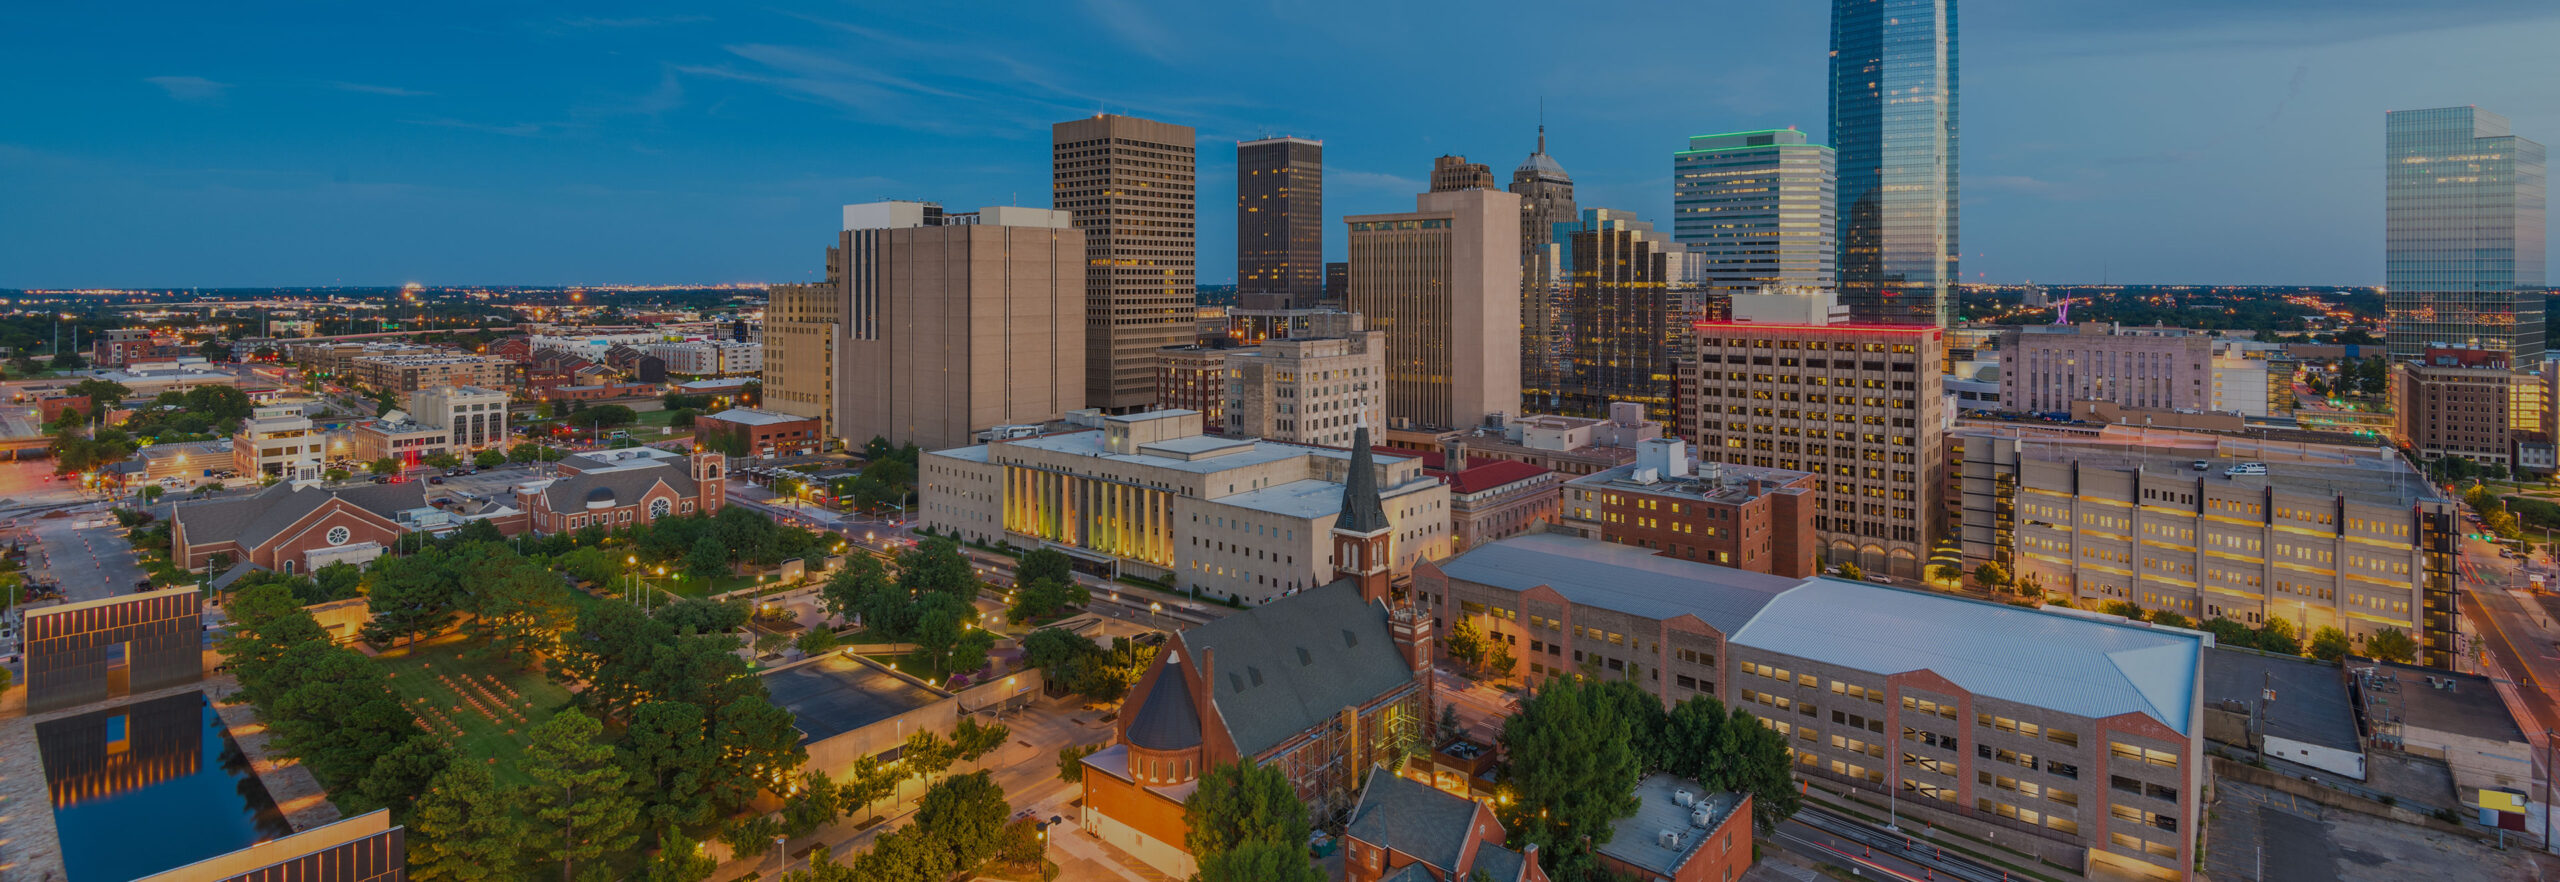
[1177, 580, 1416, 758]
[175, 481, 427, 549]
[1345, 770, 1478, 875]
[536, 466, 686, 511]
[1437, 532, 1799, 634]
[1731, 579, 2202, 734]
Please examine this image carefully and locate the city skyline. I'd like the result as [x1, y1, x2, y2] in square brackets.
[3, 3, 2558, 288]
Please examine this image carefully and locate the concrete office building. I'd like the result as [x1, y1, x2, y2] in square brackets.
[1347, 188, 1523, 431]
[762, 281, 838, 431]
[824, 201, 1086, 452]
[1513, 130, 1580, 407]
[1830, 0, 1959, 326]
[233, 405, 324, 480]
[1676, 297, 1947, 577]
[1673, 129, 1837, 297]
[1418, 533, 2207, 881]
[918, 411, 1451, 604]
[1557, 438, 1820, 577]
[409, 385, 508, 450]
[1429, 155, 1495, 192]
[1055, 114, 1198, 412]
[1957, 427, 2457, 668]
[1153, 346, 1231, 428]
[2385, 107, 2547, 363]
[1237, 136, 1323, 308]
[1324, 262, 1349, 307]
[1408, 445, 1561, 553]
[1999, 325, 2280, 418]
[644, 340, 762, 377]
[1393, 404, 1665, 477]
[1220, 324, 1385, 448]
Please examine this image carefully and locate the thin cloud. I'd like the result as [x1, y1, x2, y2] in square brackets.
[558, 15, 709, 29]
[1080, 0, 1179, 64]
[401, 118, 549, 137]
[144, 76, 229, 103]
[331, 81, 432, 97]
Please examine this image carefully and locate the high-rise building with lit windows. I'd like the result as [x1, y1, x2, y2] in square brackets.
[1054, 114, 1198, 412]
[1675, 289, 1945, 577]
[1237, 136, 1323, 309]
[1673, 129, 1836, 298]
[2384, 106, 2547, 363]
[1830, 0, 1958, 326]
[1346, 187, 1523, 432]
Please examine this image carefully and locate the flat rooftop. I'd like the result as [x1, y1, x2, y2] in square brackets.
[2017, 433, 2441, 508]
[1597, 774, 1743, 878]
[1568, 460, 1815, 504]
[701, 408, 814, 427]
[2369, 662, 2527, 745]
[2203, 648, 2362, 753]
[986, 428, 1408, 477]
[760, 654, 949, 744]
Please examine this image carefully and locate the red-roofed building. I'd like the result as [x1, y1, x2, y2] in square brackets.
[1386, 438, 1561, 552]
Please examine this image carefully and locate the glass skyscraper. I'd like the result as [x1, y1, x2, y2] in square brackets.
[2385, 106, 2547, 363]
[1828, 0, 1958, 327]
[1673, 129, 1836, 299]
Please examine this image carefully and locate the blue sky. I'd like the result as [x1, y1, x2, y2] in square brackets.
[3, 1, 2556, 289]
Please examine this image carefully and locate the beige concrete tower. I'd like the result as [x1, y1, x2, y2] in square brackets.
[1054, 114, 1198, 412]
[829, 201, 1086, 451]
[1346, 187, 1523, 431]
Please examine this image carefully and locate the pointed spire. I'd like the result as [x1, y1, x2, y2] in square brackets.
[1537, 123, 1546, 156]
[1337, 426, 1389, 534]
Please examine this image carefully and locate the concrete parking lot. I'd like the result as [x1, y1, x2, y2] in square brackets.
[2206, 777, 2553, 882]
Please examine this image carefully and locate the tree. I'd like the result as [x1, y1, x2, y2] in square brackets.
[781, 770, 846, 837]
[953, 716, 1010, 762]
[1498, 678, 1643, 860]
[139, 484, 164, 504]
[1199, 838, 1326, 882]
[2309, 626, 2353, 662]
[841, 755, 898, 822]
[1439, 703, 1466, 742]
[1445, 617, 1488, 673]
[1016, 548, 1074, 587]
[621, 701, 719, 835]
[754, 632, 791, 657]
[796, 628, 842, 656]
[2200, 616, 2254, 649]
[819, 554, 894, 626]
[2367, 628, 2420, 664]
[895, 537, 978, 596]
[352, 734, 452, 823]
[474, 449, 507, 469]
[1056, 743, 1104, 785]
[2149, 611, 2192, 630]
[67, 378, 132, 414]
[567, 405, 639, 430]
[657, 596, 750, 634]
[914, 771, 1010, 873]
[686, 534, 730, 580]
[408, 763, 530, 882]
[901, 730, 956, 782]
[1835, 561, 1864, 581]
[914, 593, 995, 678]
[369, 457, 401, 475]
[468, 555, 574, 665]
[642, 831, 716, 882]
[1007, 575, 1090, 625]
[2098, 600, 2148, 621]
[2256, 617, 2303, 655]
[522, 710, 642, 882]
[1973, 562, 2012, 590]
[1187, 761, 1321, 881]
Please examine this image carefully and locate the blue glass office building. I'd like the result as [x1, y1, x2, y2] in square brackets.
[2384, 107, 2547, 363]
[1829, 0, 1958, 326]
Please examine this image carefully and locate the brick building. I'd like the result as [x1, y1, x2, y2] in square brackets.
[512, 447, 727, 535]
[1342, 771, 1547, 882]
[1400, 440, 1560, 552]
[1415, 534, 2207, 881]
[172, 480, 528, 573]
[1556, 438, 1819, 577]
[694, 408, 823, 458]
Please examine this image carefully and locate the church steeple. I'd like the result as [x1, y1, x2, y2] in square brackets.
[1333, 425, 1393, 602]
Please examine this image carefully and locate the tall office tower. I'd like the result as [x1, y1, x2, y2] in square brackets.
[1830, 0, 1958, 326]
[1676, 288, 1945, 577]
[2385, 107, 2548, 363]
[829, 201, 1085, 451]
[1511, 128, 1580, 410]
[1429, 155, 1496, 192]
[762, 281, 838, 434]
[1673, 129, 1837, 298]
[1347, 187, 1524, 431]
[1552, 209, 1685, 422]
[1323, 262, 1349, 306]
[1054, 114, 1198, 412]
[1237, 136, 1325, 309]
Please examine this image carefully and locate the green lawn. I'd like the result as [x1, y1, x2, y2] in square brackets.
[375, 634, 572, 788]
[633, 408, 690, 427]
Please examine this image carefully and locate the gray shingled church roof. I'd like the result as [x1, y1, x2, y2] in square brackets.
[1346, 770, 1478, 874]
[1125, 656, 1203, 751]
[1179, 579, 1415, 758]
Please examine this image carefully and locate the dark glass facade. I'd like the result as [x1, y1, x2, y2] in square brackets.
[1830, 0, 1958, 327]
[1237, 137, 1324, 307]
[1556, 209, 1680, 422]
[2384, 107, 2547, 363]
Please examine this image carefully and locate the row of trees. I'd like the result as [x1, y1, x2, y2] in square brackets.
[359, 541, 575, 658]
[1498, 678, 1799, 881]
[222, 580, 450, 820]
[1020, 628, 1158, 703]
[818, 538, 998, 680]
[1442, 617, 1520, 680]
[782, 772, 1024, 882]
[2096, 600, 2420, 663]
[1004, 548, 1091, 625]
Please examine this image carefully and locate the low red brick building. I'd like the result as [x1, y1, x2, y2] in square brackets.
[171, 481, 528, 574]
[1558, 439, 1819, 578]
[695, 408, 822, 458]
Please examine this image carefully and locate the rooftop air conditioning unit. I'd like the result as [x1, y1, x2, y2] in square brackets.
[1692, 808, 1717, 828]
[1657, 830, 1682, 849]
